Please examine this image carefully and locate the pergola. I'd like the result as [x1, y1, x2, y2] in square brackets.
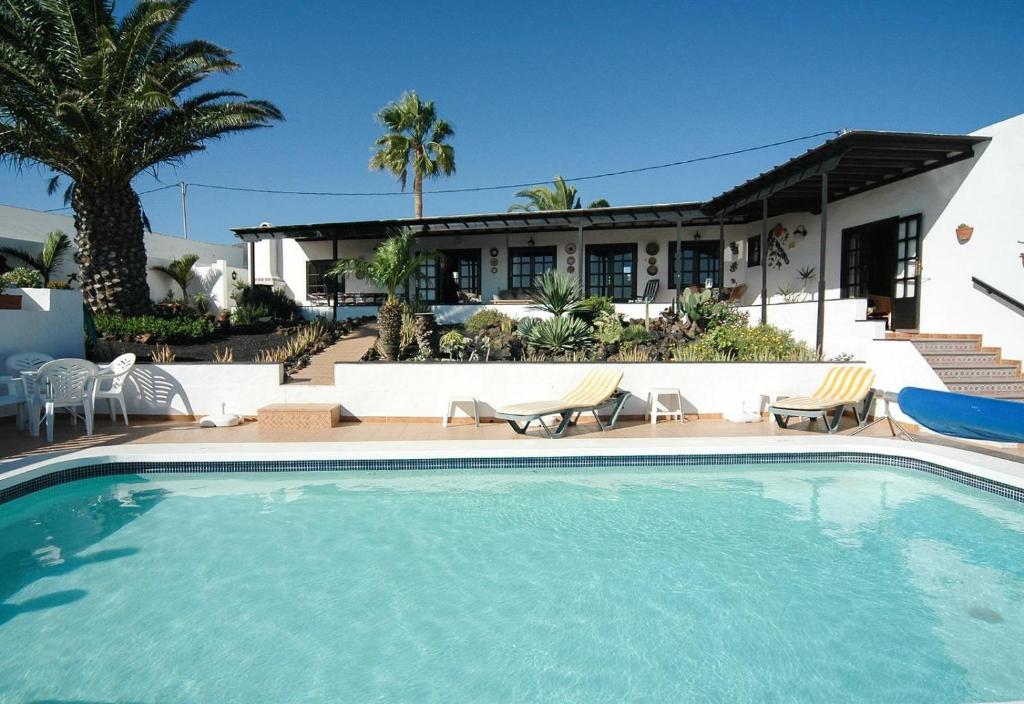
[702, 130, 989, 350]
[232, 202, 750, 317]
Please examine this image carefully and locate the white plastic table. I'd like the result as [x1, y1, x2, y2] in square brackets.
[442, 396, 480, 428]
[646, 387, 686, 425]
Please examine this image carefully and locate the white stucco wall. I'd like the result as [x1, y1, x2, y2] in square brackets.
[0, 288, 84, 361]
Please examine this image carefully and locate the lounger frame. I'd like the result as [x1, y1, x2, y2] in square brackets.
[768, 389, 876, 434]
[495, 390, 632, 439]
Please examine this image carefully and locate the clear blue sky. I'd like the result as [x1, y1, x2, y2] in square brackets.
[2, 0, 1022, 245]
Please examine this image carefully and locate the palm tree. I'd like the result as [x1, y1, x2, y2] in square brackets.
[509, 176, 610, 211]
[151, 253, 199, 301]
[0, 0, 282, 315]
[328, 229, 440, 360]
[0, 230, 72, 285]
[370, 91, 455, 218]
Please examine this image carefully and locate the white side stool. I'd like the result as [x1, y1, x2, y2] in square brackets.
[646, 387, 686, 425]
[442, 396, 480, 428]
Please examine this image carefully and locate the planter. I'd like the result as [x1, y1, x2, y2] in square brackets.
[0, 293, 22, 310]
[956, 224, 974, 244]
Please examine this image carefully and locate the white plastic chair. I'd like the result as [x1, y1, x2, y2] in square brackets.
[0, 375, 27, 430]
[30, 359, 98, 442]
[93, 353, 136, 425]
[6, 352, 54, 375]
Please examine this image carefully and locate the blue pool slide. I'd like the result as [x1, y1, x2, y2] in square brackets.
[897, 387, 1024, 443]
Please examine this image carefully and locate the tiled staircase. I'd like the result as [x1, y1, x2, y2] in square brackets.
[888, 334, 1024, 401]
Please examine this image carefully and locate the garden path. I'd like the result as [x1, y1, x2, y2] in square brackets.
[290, 322, 378, 384]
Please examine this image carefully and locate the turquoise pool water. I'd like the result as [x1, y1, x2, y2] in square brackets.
[0, 462, 1022, 703]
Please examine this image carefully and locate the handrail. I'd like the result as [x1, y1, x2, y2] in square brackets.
[972, 276, 1024, 317]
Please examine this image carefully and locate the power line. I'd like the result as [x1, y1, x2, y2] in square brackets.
[187, 130, 840, 197]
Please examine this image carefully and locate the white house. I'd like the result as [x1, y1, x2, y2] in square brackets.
[0, 204, 248, 311]
[234, 113, 1024, 397]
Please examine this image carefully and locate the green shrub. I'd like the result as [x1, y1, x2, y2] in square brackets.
[579, 295, 615, 317]
[521, 315, 592, 353]
[620, 323, 652, 348]
[464, 309, 514, 334]
[702, 301, 748, 330]
[231, 303, 271, 325]
[1, 267, 42, 289]
[94, 314, 216, 343]
[232, 283, 299, 322]
[528, 270, 583, 317]
[689, 322, 817, 362]
[515, 316, 542, 338]
[593, 311, 624, 345]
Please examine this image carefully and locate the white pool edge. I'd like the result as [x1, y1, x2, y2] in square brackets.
[3, 436, 1024, 500]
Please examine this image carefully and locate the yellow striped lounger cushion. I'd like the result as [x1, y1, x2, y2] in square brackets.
[772, 366, 876, 411]
[498, 369, 624, 416]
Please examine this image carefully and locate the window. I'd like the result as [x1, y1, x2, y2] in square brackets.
[746, 235, 761, 267]
[415, 257, 439, 303]
[586, 244, 636, 301]
[508, 246, 556, 289]
[667, 241, 721, 289]
[306, 260, 341, 301]
[416, 249, 481, 304]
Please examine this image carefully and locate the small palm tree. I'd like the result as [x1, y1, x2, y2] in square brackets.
[151, 253, 200, 302]
[0, 230, 72, 285]
[328, 229, 441, 360]
[0, 0, 282, 314]
[370, 91, 455, 218]
[509, 176, 610, 212]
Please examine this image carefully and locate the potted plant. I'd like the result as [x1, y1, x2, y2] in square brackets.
[956, 223, 974, 244]
[0, 267, 43, 309]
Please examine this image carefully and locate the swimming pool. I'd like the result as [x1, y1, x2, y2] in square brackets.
[1, 455, 1022, 703]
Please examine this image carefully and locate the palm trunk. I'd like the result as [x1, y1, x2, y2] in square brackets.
[413, 170, 423, 218]
[72, 181, 151, 314]
[377, 299, 404, 360]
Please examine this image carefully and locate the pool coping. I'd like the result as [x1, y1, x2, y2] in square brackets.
[3, 436, 1024, 506]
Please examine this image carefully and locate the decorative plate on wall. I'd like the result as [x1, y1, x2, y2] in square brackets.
[565, 243, 576, 254]
[647, 265, 658, 276]
[489, 257, 499, 266]
[489, 247, 499, 257]
[647, 256, 657, 265]
[490, 267, 498, 274]
[567, 256, 575, 266]
[566, 265, 575, 274]
[645, 242, 660, 256]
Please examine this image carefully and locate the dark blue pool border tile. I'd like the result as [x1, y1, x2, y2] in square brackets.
[2, 452, 1023, 505]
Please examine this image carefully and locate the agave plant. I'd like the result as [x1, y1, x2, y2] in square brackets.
[328, 229, 441, 360]
[0, 230, 72, 285]
[678, 287, 712, 323]
[527, 270, 583, 317]
[521, 315, 592, 354]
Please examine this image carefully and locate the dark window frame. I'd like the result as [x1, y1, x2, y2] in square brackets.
[746, 235, 762, 267]
[416, 248, 482, 304]
[306, 259, 342, 300]
[667, 240, 722, 289]
[507, 246, 557, 289]
[585, 243, 638, 302]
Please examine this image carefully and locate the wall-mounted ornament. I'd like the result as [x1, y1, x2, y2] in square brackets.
[566, 265, 575, 274]
[728, 242, 740, 257]
[355, 271, 364, 280]
[565, 243, 576, 254]
[489, 257, 499, 266]
[956, 223, 974, 244]
[489, 247, 499, 257]
[729, 261, 738, 273]
[645, 242, 660, 256]
[793, 225, 808, 239]
[647, 265, 658, 276]
[490, 266, 498, 274]
[765, 223, 792, 269]
[567, 256, 576, 266]
[693, 231, 702, 240]
[648, 256, 657, 265]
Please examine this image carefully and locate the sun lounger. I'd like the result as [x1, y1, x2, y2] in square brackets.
[768, 366, 876, 433]
[494, 368, 630, 438]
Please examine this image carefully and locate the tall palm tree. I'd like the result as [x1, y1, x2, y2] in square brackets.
[509, 176, 610, 211]
[0, 230, 72, 285]
[328, 228, 440, 360]
[0, 0, 282, 314]
[370, 91, 455, 218]
[151, 252, 199, 301]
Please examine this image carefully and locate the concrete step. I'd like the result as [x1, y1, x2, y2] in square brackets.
[934, 365, 1021, 380]
[257, 403, 342, 429]
[911, 339, 981, 354]
[920, 352, 1001, 367]
[945, 380, 1024, 396]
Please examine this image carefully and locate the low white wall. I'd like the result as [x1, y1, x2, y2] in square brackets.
[0, 288, 84, 361]
[737, 298, 886, 358]
[120, 363, 285, 417]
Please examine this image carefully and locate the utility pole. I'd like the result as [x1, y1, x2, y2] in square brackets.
[179, 181, 189, 239]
